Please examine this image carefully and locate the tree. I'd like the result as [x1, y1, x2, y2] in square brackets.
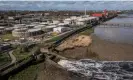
[31, 47, 41, 55]
[17, 45, 29, 53]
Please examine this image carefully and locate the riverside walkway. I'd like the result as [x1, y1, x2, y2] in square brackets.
[8, 50, 16, 64]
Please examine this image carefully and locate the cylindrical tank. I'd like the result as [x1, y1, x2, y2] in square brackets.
[12, 28, 28, 37]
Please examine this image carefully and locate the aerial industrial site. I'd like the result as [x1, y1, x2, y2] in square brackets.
[0, 1, 133, 80]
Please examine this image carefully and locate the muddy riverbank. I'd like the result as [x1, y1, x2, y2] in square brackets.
[36, 59, 89, 80]
[56, 34, 133, 61]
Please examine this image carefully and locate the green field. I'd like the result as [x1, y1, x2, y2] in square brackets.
[13, 51, 30, 61]
[0, 52, 11, 66]
[0, 33, 16, 40]
[80, 27, 94, 35]
[12, 47, 29, 60]
[45, 36, 61, 43]
[9, 62, 43, 80]
[12, 45, 38, 60]
[9, 45, 43, 80]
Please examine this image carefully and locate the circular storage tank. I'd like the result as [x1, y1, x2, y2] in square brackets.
[0, 27, 5, 34]
[26, 25, 35, 29]
[27, 28, 43, 37]
[12, 28, 28, 37]
[0, 27, 4, 30]
[14, 24, 26, 29]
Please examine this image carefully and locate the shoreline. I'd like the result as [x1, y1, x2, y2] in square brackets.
[56, 34, 133, 61]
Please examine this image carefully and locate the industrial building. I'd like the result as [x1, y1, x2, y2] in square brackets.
[76, 16, 98, 25]
[0, 27, 5, 34]
[39, 22, 49, 26]
[53, 27, 70, 33]
[11, 13, 100, 38]
[63, 16, 99, 26]
[34, 25, 45, 29]
[92, 9, 109, 21]
[14, 24, 26, 29]
[0, 26, 14, 34]
[64, 18, 74, 25]
[5, 27, 14, 33]
[42, 25, 57, 32]
[12, 23, 44, 37]
[51, 20, 60, 25]
[27, 28, 43, 37]
[10, 11, 110, 39]
[0, 43, 11, 52]
[12, 28, 28, 37]
[12, 28, 44, 37]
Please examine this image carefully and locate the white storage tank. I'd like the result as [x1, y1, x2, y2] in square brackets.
[27, 28, 43, 37]
[43, 25, 57, 32]
[52, 20, 60, 25]
[53, 27, 69, 33]
[34, 25, 45, 29]
[12, 28, 28, 37]
[26, 25, 35, 29]
[14, 24, 26, 29]
[0, 27, 5, 34]
[64, 18, 72, 24]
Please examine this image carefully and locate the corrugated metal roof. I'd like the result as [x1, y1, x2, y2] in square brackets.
[92, 13, 103, 17]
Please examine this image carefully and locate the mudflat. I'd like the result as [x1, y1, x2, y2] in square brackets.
[56, 35, 92, 51]
[90, 34, 133, 61]
[57, 34, 133, 61]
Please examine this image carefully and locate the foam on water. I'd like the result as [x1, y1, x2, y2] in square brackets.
[58, 59, 133, 80]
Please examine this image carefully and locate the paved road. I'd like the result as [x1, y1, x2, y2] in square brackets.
[8, 50, 16, 64]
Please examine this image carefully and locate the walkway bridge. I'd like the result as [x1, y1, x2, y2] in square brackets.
[99, 23, 133, 28]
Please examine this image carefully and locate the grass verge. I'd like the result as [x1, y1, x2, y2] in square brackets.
[0, 52, 11, 66]
[79, 28, 94, 35]
[0, 33, 16, 40]
[9, 62, 43, 80]
[45, 36, 61, 43]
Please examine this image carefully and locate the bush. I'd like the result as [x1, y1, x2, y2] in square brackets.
[31, 47, 41, 55]
[16, 45, 29, 53]
[80, 28, 94, 35]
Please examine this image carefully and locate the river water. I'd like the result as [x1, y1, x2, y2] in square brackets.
[94, 14, 133, 44]
[58, 59, 133, 80]
[58, 14, 133, 80]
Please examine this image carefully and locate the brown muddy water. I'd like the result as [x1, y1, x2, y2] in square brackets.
[58, 14, 133, 61]
[94, 15, 133, 44]
[58, 34, 133, 61]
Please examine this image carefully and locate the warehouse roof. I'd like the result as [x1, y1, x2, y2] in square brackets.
[34, 25, 45, 28]
[0, 27, 4, 29]
[58, 23, 68, 26]
[39, 22, 49, 25]
[45, 25, 57, 28]
[28, 28, 41, 32]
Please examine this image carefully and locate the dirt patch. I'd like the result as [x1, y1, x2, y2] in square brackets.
[56, 35, 92, 51]
[56, 34, 133, 61]
[58, 47, 99, 60]
[37, 59, 89, 80]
